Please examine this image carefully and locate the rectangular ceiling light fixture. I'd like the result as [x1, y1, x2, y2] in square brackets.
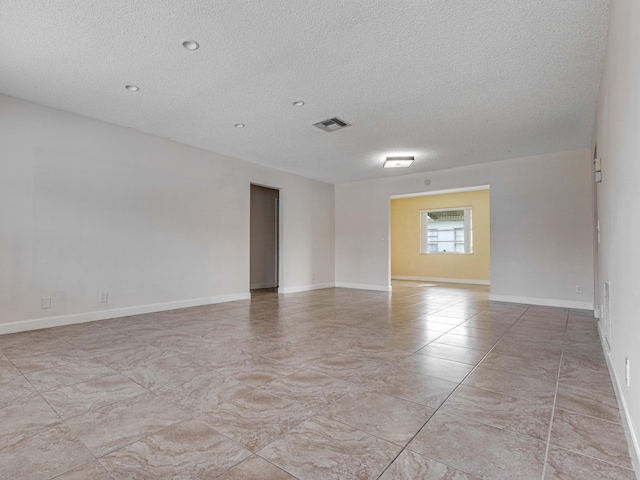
[384, 156, 414, 168]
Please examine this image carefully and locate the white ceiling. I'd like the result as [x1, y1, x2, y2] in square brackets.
[0, 1, 610, 184]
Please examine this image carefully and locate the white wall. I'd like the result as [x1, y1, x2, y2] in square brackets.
[336, 149, 595, 309]
[594, 0, 640, 465]
[0, 94, 335, 333]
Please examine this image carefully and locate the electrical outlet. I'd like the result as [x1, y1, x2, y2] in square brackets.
[98, 291, 109, 303]
[575, 285, 583, 294]
[41, 297, 51, 309]
[625, 358, 630, 387]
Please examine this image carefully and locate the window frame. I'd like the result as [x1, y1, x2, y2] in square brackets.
[420, 207, 473, 255]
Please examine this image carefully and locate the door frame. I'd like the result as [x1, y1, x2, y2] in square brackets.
[249, 183, 282, 291]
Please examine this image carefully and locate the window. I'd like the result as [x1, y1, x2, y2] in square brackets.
[420, 207, 472, 254]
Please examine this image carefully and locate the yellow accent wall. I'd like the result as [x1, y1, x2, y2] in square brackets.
[391, 189, 490, 282]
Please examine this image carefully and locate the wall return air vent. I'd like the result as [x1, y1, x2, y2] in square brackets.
[313, 117, 351, 132]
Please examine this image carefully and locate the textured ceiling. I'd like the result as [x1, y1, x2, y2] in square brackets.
[0, 1, 610, 184]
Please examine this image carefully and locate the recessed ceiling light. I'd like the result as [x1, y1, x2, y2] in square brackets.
[234, 123, 245, 128]
[384, 156, 414, 168]
[182, 40, 199, 50]
[292, 101, 305, 107]
[125, 85, 139, 91]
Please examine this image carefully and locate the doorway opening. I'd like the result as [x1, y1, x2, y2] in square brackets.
[389, 186, 491, 287]
[250, 184, 280, 294]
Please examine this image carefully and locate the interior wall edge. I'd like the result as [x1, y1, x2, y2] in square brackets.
[335, 282, 392, 292]
[488, 294, 593, 311]
[278, 283, 335, 294]
[0, 292, 250, 336]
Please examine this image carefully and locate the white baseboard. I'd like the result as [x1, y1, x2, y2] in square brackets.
[0, 293, 251, 336]
[598, 323, 640, 474]
[594, 308, 601, 319]
[488, 293, 593, 310]
[392, 275, 490, 286]
[335, 282, 392, 292]
[278, 283, 334, 294]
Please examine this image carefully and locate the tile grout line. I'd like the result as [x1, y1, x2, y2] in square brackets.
[375, 303, 533, 479]
[540, 308, 570, 479]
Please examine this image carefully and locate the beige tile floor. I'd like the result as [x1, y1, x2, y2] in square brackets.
[0, 281, 637, 479]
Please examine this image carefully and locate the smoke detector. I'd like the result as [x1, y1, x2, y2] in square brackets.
[313, 117, 351, 132]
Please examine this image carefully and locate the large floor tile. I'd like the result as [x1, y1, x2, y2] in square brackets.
[417, 343, 486, 365]
[64, 331, 140, 355]
[9, 347, 94, 375]
[558, 366, 615, 397]
[554, 382, 621, 424]
[325, 389, 435, 445]
[432, 332, 496, 352]
[0, 422, 94, 480]
[550, 409, 633, 468]
[155, 371, 254, 416]
[24, 360, 116, 392]
[0, 395, 61, 435]
[212, 354, 298, 386]
[463, 366, 556, 403]
[215, 455, 297, 479]
[259, 369, 356, 413]
[560, 352, 609, 376]
[91, 344, 176, 371]
[202, 389, 313, 451]
[379, 449, 481, 479]
[479, 351, 560, 380]
[1, 337, 71, 359]
[120, 355, 208, 390]
[490, 341, 563, 360]
[307, 353, 391, 383]
[65, 392, 190, 456]
[409, 412, 546, 480]
[0, 352, 21, 379]
[422, 314, 467, 326]
[258, 416, 401, 480]
[0, 330, 59, 350]
[544, 446, 637, 479]
[439, 384, 552, 441]
[55, 460, 114, 480]
[42, 373, 147, 419]
[100, 419, 251, 480]
[447, 325, 507, 340]
[0, 374, 39, 408]
[397, 354, 474, 383]
[187, 344, 255, 369]
[366, 370, 458, 407]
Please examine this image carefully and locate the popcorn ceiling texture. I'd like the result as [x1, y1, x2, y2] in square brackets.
[0, 0, 610, 184]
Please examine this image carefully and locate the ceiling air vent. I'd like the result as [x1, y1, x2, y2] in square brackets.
[313, 117, 351, 132]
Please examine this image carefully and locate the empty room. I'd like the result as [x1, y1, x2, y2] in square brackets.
[1, 1, 639, 479]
